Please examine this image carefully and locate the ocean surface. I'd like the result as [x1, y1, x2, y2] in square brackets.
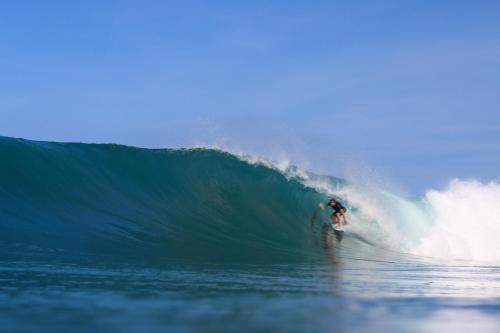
[1, 136, 500, 332]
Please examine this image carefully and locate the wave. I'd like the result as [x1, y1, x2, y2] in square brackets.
[0, 136, 499, 264]
[0, 136, 329, 264]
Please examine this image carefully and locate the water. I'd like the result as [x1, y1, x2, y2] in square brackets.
[1, 136, 500, 332]
[3, 258, 500, 332]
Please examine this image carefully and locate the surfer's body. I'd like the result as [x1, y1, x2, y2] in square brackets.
[319, 199, 348, 229]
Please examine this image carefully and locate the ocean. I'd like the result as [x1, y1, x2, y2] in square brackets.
[1, 136, 500, 332]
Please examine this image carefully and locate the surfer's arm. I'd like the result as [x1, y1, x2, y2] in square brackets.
[319, 202, 328, 209]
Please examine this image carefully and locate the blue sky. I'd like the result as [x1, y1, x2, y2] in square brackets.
[1, 1, 499, 194]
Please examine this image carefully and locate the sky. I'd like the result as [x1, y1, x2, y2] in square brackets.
[1, 0, 499, 194]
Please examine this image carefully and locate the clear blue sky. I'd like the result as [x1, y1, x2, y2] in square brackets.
[1, 1, 499, 194]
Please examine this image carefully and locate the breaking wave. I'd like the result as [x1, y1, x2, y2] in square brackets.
[0, 136, 498, 264]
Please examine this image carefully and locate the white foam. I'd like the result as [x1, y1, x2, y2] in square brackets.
[413, 179, 500, 262]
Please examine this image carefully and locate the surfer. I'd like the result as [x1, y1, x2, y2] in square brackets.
[319, 198, 348, 230]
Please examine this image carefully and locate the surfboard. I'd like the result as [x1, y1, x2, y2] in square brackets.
[332, 224, 344, 241]
[332, 224, 343, 232]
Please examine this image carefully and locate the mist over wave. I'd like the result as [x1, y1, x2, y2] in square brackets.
[0, 136, 499, 264]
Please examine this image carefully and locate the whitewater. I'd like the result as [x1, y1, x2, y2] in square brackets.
[1, 136, 500, 333]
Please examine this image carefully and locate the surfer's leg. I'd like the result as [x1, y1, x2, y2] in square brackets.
[341, 209, 348, 225]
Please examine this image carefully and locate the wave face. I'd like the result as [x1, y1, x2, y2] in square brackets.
[1, 136, 499, 264]
[0, 137, 330, 264]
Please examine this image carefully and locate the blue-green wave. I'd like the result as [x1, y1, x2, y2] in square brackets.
[0, 136, 344, 265]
